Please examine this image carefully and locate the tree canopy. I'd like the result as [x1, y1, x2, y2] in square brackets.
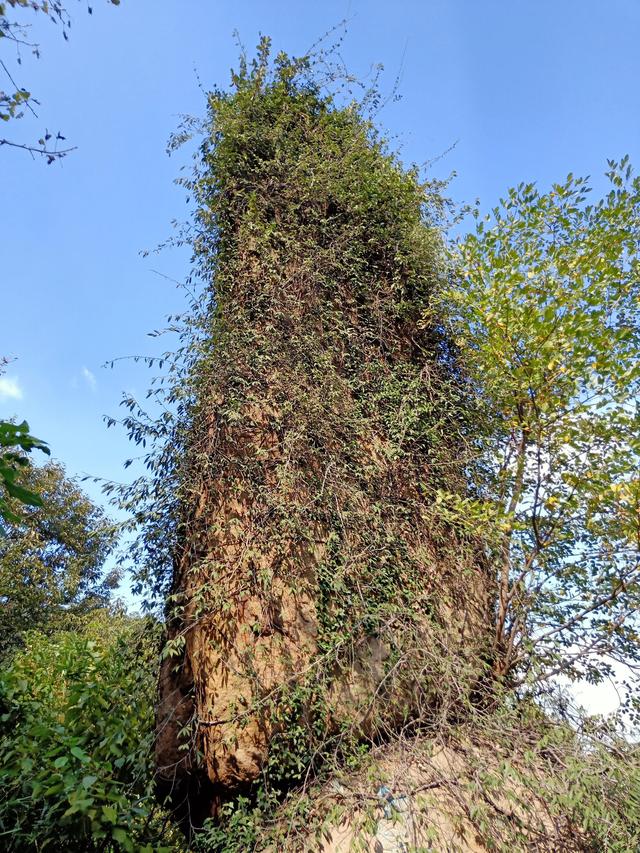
[0, 461, 118, 656]
[441, 158, 640, 687]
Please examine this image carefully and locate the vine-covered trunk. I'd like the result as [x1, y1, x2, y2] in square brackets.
[155, 43, 495, 824]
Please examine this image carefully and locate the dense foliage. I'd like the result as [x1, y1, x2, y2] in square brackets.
[0, 465, 179, 851]
[0, 612, 179, 852]
[114, 42, 497, 841]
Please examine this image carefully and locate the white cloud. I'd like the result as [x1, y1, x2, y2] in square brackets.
[82, 366, 97, 391]
[0, 377, 23, 400]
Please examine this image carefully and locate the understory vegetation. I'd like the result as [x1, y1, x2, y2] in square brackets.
[0, 613, 180, 852]
[1, 37, 639, 853]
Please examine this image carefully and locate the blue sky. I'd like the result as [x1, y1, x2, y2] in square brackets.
[2, 0, 639, 519]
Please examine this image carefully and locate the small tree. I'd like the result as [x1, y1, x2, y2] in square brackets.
[0, 461, 118, 655]
[443, 158, 640, 686]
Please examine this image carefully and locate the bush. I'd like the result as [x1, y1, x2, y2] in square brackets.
[0, 612, 181, 852]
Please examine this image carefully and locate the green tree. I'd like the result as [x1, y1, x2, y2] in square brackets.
[0, 461, 118, 656]
[442, 158, 640, 685]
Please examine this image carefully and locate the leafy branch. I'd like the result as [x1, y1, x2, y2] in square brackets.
[0, 0, 120, 161]
[0, 419, 50, 523]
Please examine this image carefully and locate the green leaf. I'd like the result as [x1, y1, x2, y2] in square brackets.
[102, 804, 118, 824]
[70, 746, 90, 763]
[4, 481, 44, 506]
[111, 827, 134, 851]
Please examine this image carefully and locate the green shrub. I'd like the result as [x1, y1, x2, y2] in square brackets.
[0, 613, 180, 852]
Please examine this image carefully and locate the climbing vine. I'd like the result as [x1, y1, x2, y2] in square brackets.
[109, 35, 490, 844]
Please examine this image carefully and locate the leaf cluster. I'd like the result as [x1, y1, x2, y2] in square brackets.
[0, 419, 49, 522]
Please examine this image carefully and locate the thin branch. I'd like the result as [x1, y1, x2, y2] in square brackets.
[0, 137, 76, 160]
[0, 58, 38, 117]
